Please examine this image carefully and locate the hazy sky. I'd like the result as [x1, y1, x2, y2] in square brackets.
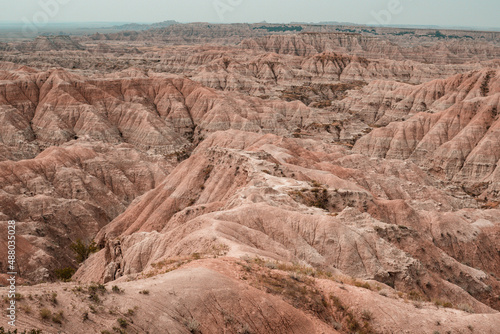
[1, 0, 499, 29]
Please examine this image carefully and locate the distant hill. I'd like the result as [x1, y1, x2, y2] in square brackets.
[112, 20, 179, 31]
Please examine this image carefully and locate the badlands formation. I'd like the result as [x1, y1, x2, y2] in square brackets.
[0, 23, 499, 333]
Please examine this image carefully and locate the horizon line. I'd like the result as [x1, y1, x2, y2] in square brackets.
[0, 20, 499, 32]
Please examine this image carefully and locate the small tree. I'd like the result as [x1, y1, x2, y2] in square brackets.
[70, 239, 99, 263]
[434, 30, 445, 38]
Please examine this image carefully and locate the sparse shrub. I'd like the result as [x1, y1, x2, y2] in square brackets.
[17, 293, 24, 301]
[310, 180, 322, 188]
[265, 262, 277, 269]
[330, 295, 345, 311]
[112, 327, 125, 334]
[331, 321, 342, 330]
[50, 292, 58, 305]
[361, 310, 372, 321]
[353, 280, 372, 290]
[95, 284, 107, 293]
[242, 264, 252, 272]
[21, 305, 32, 314]
[117, 318, 128, 328]
[211, 243, 230, 257]
[73, 286, 84, 293]
[39, 308, 51, 320]
[223, 313, 234, 324]
[175, 150, 190, 162]
[256, 271, 334, 327]
[408, 290, 423, 301]
[346, 313, 361, 332]
[185, 319, 200, 333]
[202, 165, 214, 181]
[54, 267, 75, 281]
[82, 311, 89, 321]
[52, 311, 63, 324]
[112, 285, 123, 294]
[8, 293, 23, 302]
[70, 239, 99, 263]
[139, 290, 150, 295]
[289, 272, 304, 282]
[329, 294, 373, 334]
[457, 304, 474, 313]
[238, 323, 252, 334]
[0, 328, 42, 334]
[88, 283, 107, 303]
[89, 293, 100, 304]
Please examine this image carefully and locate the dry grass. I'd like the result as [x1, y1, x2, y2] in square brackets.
[39, 308, 51, 320]
[434, 299, 454, 308]
[237, 257, 376, 333]
[143, 244, 230, 278]
[51, 310, 64, 324]
[185, 318, 200, 333]
[117, 317, 128, 328]
[244, 257, 380, 293]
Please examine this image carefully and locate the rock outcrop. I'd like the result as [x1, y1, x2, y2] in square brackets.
[354, 69, 500, 200]
[73, 130, 500, 312]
